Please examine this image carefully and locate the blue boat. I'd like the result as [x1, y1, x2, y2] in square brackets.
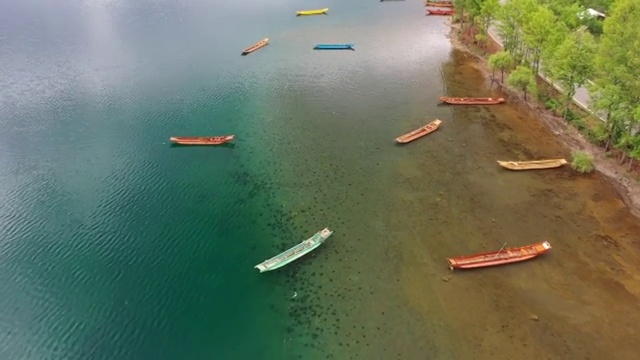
[313, 43, 355, 50]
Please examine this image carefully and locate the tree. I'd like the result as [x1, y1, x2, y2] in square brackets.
[521, 6, 565, 73]
[488, 51, 514, 82]
[478, 0, 500, 38]
[547, 29, 596, 119]
[498, 0, 537, 62]
[507, 65, 537, 100]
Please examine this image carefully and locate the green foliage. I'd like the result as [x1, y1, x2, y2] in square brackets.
[507, 65, 537, 100]
[488, 51, 513, 81]
[571, 150, 595, 173]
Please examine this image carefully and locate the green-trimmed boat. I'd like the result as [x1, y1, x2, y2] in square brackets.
[254, 228, 333, 272]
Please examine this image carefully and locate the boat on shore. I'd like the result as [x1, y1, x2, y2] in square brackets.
[169, 135, 235, 145]
[425, 1, 454, 7]
[313, 43, 355, 50]
[447, 241, 552, 270]
[254, 228, 333, 273]
[395, 119, 442, 144]
[426, 9, 455, 15]
[440, 96, 505, 105]
[297, 8, 329, 16]
[242, 38, 269, 56]
[497, 159, 567, 170]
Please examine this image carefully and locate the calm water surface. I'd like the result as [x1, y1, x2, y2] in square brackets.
[2, 0, 640, 359]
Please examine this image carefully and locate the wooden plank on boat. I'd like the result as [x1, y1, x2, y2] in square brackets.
[395, 119, 442, 144]
[447, 241, 552, 270]
[497, 159, 567, 170]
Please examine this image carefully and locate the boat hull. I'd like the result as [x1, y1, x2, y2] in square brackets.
[297, 8, 329, 16]
[255, 228, 333, 272]
[169, 135, 235, 145]
[497, 159, 567, 170]
[447, 241, 552, 270]
[313, 44, 355, 50]
[395, 119, 442, 144]
[242, 38, 269, 56]
[427, 9, 455, 15]
[440, 96, 505, 105]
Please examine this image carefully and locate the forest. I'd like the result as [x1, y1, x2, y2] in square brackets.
[451, 0, 640, 170]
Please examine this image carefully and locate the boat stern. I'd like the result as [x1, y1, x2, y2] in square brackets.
[541, 241, 552, 251]
[319, 227, 333, 239]
[254, 263, 268, 273]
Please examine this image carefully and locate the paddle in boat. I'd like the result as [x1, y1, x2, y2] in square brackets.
[395, 119, 442, 144]
[296, 8, 329, 16]
[242, 38, 269, 56]
[313, 43, 355, 50]
[439, 96, 505, 105]
[425, 1, 454, 7]
[427, 9, 455, 15]
[169, 135, 235, 145]
[497, 159, 568, 170]
[447, 241, 552, 270]
[254, 228, 333, 273]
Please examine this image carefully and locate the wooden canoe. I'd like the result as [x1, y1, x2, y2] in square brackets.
[170, 135, 235, 145]
[297, 8, 329, 16]
[425, 2, 454, 7]
[440, 96, 505, 105]
[447, 241, 552, 270]
[395, 119, 442, 144]
[497, 159, 567, 170]
[426, 9, 455, 15]
[242, 38, 269, 56]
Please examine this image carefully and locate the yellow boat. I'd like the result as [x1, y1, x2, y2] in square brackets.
[497, 159, 568, 171]
[296, 8, 329, 16]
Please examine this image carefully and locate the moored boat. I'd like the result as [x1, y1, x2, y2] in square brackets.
[497, 159, 568, 170]
[242, 38, 269, 56]
[395, 119, 442, 144]
[169, 135, 235, 145]
[426, 9, 455, 15]
[313, 43, 355, 50]
[447, 241, 552, 270]
[296, 8, 329, 16]
[255, 228, 333, 273]
[425, 1, 454, 7]
[439, 96, 505, 105]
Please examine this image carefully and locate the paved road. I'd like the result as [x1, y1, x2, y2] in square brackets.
[487, 24, 605, 121]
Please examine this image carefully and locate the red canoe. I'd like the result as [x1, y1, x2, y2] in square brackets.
[447, 241, 552, 270]
[395, 119, 442, 144]
[427, 9, 455, 15]
[425, 2, 454, 7]
[170, 135, 235, 145]
[440, 96, 505, 105]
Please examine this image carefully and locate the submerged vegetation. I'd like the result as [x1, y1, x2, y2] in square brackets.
[452, 0, 640, 175]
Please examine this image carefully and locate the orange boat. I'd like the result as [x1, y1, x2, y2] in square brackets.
[447, 241, 552, 270]
[427, 9, 455, 15]
[242, 38, 269, 56]
[395, 119, 442, 144]
[425, 2, 454, 7]
[170, 135, 235, 145]
[440, 96, 505, 105]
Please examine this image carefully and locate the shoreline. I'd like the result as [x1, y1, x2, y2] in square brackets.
[447, 22, 640, 219]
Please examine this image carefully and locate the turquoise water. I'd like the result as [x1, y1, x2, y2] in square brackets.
[0, 0, 463, 359]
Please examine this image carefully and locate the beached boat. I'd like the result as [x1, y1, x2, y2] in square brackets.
[439, 96, 505, 105]
[241, 38, 269, 56]
[447, 241, 552, 270]
[426, 9, 455, 15]
[313, 43, 355, 50]
[395, 119, 442, 144]
[254, 228, 333, 273]
[296, 8, 329, 16]
[425, 1, 454, 7]
[169, 135, 235, 145]
[497, 159, 568, 170]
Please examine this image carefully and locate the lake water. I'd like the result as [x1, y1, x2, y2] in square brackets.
[2, 0, 640, 359]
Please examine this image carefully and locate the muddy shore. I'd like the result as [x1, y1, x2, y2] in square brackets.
[448, 23, 640, 219]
